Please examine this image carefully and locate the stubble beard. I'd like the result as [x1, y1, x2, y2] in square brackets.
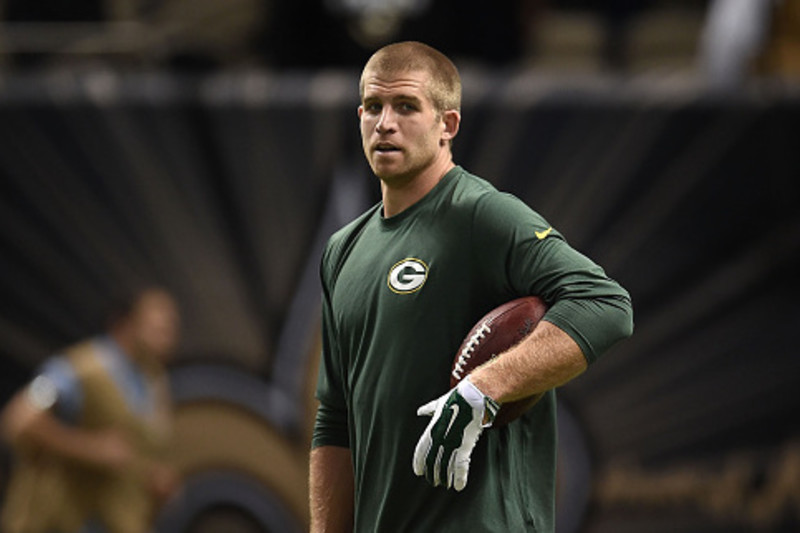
[366, 135, 442, 190]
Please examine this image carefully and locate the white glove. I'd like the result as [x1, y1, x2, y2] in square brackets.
[412, 377, 499, 491]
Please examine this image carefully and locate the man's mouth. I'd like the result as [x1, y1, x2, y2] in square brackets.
[375, 143, 401, 154]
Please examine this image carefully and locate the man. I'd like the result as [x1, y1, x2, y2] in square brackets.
[310, 41, 634, 532]
[1, 287, 181, 533]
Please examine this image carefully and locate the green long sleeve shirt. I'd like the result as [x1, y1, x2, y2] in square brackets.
[313, 166, 633, 532]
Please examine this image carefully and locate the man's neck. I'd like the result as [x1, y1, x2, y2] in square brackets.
[381, 158, 455, 218]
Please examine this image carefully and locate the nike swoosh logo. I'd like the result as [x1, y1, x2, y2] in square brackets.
[535, 227, 553, 240]
[445, 404, 460, 437]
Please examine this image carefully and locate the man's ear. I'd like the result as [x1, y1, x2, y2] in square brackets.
[358, 105, 364, 119]
[441, 109, 461, 143]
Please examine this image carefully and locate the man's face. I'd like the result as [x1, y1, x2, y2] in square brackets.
[130, 290, 180, 365]
[359, 68, 447, 184]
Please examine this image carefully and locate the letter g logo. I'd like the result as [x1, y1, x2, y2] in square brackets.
[387, 258, 429, 294]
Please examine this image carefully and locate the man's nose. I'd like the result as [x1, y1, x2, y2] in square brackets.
[376, 107, 397, 133]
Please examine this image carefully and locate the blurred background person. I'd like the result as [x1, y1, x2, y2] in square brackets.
[0, 287, 181, 533]
[698, 0, 800, 89]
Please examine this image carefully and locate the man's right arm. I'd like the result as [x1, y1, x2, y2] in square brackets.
[1, 386, 133, 469]
[309, 445, 354, 533]
[312, 242, 354, 531]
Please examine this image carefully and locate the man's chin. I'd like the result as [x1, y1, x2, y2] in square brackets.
[374, 168, 415, 186]
[371, 161, 404, 181]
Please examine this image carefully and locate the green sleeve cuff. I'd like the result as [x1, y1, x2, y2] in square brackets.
[544, 294, 633, 365]
[311, 401, 350, 449]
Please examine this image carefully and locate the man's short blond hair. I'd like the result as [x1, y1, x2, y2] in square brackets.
[359, 41, 462, 116]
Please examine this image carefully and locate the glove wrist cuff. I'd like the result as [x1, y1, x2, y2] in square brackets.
[462, 377, 500, 427]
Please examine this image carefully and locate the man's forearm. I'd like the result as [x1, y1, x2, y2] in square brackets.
[310, 445, 355, 533]
[2, 391, 132, 469]
[469, 320, 587, 403]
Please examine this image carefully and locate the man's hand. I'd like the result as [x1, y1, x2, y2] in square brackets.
[412, 378, 499, 491]
[147, 461, 182, 505]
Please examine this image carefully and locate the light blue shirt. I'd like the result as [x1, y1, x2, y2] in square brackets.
[35, 335, 155, 424]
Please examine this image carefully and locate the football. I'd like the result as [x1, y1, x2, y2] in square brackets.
[450, 296, 548, 427]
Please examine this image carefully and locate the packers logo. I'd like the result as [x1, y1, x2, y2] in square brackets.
[387, 258, 429, 294]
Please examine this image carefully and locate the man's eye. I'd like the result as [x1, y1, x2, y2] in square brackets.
[366, 103, 382, 113]
[399, 103, 417, 112]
